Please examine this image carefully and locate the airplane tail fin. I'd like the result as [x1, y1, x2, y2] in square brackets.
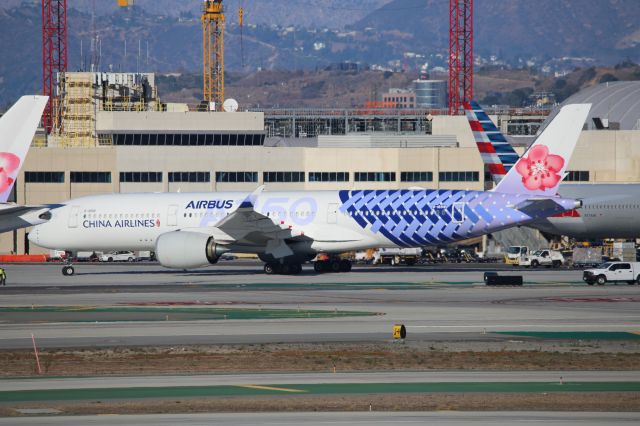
[493, 103, 591, 195]
[464, 100, 519, 186]
[0, 96, 48, 202]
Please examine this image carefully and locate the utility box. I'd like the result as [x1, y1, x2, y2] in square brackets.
[393, 324, 407, 340]
[486, 275, 523, 286]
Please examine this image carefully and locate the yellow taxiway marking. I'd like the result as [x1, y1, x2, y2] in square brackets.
[64, 306, 97, 311]
[238, 384, 307, 393]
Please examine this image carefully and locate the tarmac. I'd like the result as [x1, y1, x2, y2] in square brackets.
[1, 262, 639, 349]
[1, 262, 639, 420]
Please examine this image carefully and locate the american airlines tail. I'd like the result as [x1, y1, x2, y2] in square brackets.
[464, 100, 519, 185]
[479, 103, 591, 196]
[0, 95, 49, 202]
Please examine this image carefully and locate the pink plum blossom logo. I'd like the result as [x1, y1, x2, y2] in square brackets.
[0, 152, 20, 194]
[515, 145, 564, 191]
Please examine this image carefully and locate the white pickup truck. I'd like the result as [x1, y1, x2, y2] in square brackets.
[520, 249, 564, 268]
[583, 262, 640, 285]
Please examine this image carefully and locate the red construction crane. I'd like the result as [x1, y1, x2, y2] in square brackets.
[448, 0, 473, 115]
[41, 0, 68, 133]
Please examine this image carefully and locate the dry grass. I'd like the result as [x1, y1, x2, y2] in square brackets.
[3, 342, 639, 377]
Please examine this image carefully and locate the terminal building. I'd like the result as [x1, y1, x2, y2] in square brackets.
[3, 75, 640, 255]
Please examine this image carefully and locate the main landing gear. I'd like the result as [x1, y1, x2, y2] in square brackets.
[313, 258, 352, 273]
[263, 262, 303, 275]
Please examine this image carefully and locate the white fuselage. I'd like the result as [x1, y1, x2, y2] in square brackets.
[29, 191, 383, 254]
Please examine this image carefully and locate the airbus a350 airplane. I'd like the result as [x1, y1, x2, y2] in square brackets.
[0, 95, 52, 233]
[29, 103, 591, 276]
[465, 100, 640, 239]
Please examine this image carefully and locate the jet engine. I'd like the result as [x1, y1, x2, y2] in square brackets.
[155, 231, 228, 269]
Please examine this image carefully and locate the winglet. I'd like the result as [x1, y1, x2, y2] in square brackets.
[494, 103, 591, 195]
[239, 185, 265, 209]
[0, 95, 49, 202]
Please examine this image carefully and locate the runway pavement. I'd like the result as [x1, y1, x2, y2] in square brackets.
[4, 371, 639, 392]
[2, 261, 588, 288]
[1, 262, 639, 349]
[2, 412, 639, 425]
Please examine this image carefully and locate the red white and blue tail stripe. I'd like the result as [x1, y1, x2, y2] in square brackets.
[464, 100, 519, 186]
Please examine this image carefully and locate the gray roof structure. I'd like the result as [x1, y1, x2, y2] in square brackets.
[544, 81, 640, 131]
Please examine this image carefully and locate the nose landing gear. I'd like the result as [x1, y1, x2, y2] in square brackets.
[61, 251, 75, 276]
[62, 264, 75, 276]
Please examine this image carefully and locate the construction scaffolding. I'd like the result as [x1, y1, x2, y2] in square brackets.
[49, 72, 157, 147]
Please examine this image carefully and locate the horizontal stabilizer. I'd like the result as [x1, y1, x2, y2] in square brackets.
[514, 198, 579, 218]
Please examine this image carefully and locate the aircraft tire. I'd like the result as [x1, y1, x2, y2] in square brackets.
[264, 263, 277, 275]
[280, 263, 291, 275]
[62, 266, 75, 276]
[313, 261, 325, 273]
[330, 261, 341, 273]
[339, 259, 352, 272]
[291, 263, 302, 275]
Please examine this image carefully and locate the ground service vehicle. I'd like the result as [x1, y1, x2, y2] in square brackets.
[373, 248, 421, 266]
[583, 262, 640, 285]
[100, 251, 137, 262]
[520, 249, 564, 268]
[505, 246, 529, 266]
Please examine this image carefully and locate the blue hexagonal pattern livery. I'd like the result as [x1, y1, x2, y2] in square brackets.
[338, 189, 562, 247]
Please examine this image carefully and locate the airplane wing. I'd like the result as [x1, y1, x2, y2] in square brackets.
[193, 186, 306, 258]
[0, 203, 53, 233]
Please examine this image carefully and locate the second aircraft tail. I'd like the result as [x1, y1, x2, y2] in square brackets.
[0, 95, 48, 202]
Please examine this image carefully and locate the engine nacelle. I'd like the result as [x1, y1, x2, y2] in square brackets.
[155, 231, 228, 269]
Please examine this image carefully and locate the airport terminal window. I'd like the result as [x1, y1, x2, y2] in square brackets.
[565, 170, 590, 182]
[168, 172, 211, 183]
[354, 172, 396, 182]
[70, 172, 111, 183]
[216, 171, 258, 183]
[25, 171, 65, 183]
[263, 171, 306, 183]
[401, 171, 433, 182]
[439, 171, 479, 182]
[112, 133, 265, 146]
[308, 172, 349, 182]
[119, 172, 163, 183]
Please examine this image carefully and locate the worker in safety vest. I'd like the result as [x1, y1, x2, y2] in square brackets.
[0, 267, 6, 286]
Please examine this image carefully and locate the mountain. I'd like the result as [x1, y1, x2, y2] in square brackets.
[3, 0, 392, 29]
[354, 0, 640, 64]
[1, 0, 639, 107]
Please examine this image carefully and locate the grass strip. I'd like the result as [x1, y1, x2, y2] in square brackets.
[2, 381, 639, 402]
